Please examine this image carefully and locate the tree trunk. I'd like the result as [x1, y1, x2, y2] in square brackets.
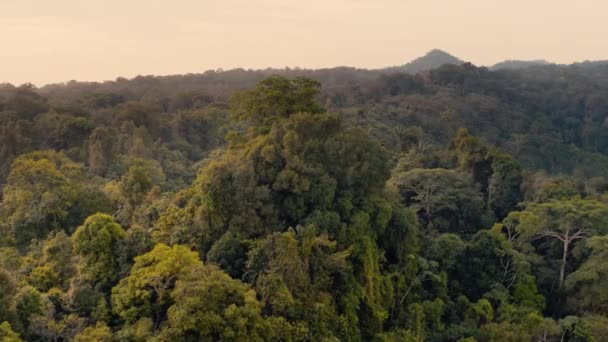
[425, 204, 433, 230]
[559, 238, 570, 290]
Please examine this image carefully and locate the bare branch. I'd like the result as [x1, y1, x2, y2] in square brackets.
[536, 230, 566, 242]
[570, 229, 589, 240]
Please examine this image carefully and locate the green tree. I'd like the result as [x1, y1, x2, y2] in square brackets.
[120, 159, 166, 207]
[27, 266, 59, 292]
[478, 313, 560, 342]
[111, 244, 202, 329]
[1, 151, 80, 244]
[1, 150, 110, 246]
[390, 168, 488, 232]
[455, 230, 530, 300]
[486, 150, 523, 219]
[565, 236, 608, 313]
[231, 75, 323, 129]
[206, 232, 248, 279]
[13, 286, 50, 337]
[451, 128, 492, 195]
[160, 265, 267, 341]
[517, 198, 608, 289]
[41, 230, 75, 283]
[72, 213, 126, 288]
[245, 232, 308, 315]
[115, 225, 155, 278]
[534, 176, 585, 202]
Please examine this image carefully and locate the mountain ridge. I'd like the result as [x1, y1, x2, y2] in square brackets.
[388, 49, 464, 74]
[490, 59, 552, 70]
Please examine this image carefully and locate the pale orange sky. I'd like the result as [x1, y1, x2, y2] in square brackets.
[1, 0, 607, 86]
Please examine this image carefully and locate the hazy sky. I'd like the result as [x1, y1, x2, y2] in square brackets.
[2, 0, 607, 85]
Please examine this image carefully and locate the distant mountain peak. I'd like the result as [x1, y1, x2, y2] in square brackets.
[425, 49, 457, 57]
[390, 49, 464, 74]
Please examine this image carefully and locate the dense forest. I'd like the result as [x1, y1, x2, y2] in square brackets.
[1, 61, 608, 341]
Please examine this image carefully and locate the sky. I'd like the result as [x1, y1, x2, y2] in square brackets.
[1, 0, 607, 86]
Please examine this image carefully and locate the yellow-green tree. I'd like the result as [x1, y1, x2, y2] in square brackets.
[111, 244, 202, 329]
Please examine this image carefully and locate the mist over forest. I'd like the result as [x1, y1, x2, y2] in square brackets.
[2, 50, 608, 341]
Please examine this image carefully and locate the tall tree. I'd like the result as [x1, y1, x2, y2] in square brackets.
[516, 198, 608, 289]
[486, 150, 523, 219]
[390, 168, 488, 233]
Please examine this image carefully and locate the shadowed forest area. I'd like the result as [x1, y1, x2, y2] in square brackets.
[1, 62, 608, 341]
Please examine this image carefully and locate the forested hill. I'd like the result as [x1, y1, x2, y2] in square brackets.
[1, 62, 608, 340]
[5, 61, 608, 178]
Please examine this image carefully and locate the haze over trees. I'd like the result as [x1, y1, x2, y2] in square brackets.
[1, 53, 608, 340]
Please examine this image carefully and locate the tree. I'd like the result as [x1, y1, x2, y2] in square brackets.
[423, 233, 465, 273]
[390, 168, 488, 233]
[163, 77, 394, 256]
[478, 312, 560, 342]
[27, 266, 59, 292]
[1, 150, 109, 245]
[111, 244, 202, 329]
[231, 75, 323, 128]
[244, 227, 359, 339]
[87, 127, 117, 176]
[160, 265, 267, 341]
[119, 159, 166, 207]
[0, 269, 17, 322]
[156, 76, 409, 339]
[206, 232, 248, 279]
[516, 198, 608, 289]
[115, 225, 155, 278]
[41, 230, 75, 282]
[455, 230, 529, 300]
[450, 128, 492, 195]
[1, 151, 80, 244]
[35, 112, 94, 150]
[5, 84, 49, 119]
[245, 232, 308, 315]
[565, 236, 608, 313]
[29, 313, 86, 342]
[0, 322, 22, 342]
[13, 286, 50, 337]
[64, 276, 102, 317]
[72, 323, 114, 342]
[576, 315, 608, 341]
[11, 67, 608, 339]
[169, 90, 212, 111]
[533, 176, 585, 202]
[486, 150, 523, 219]
[449, 129, 524, 220]
[72, 213, 126, 288]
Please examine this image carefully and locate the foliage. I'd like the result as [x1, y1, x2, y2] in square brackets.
[0, 321, 23, 342]
[111, 243, 201, 327]
[2, 72, 608, 339]
[72, 213, 126, 288]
